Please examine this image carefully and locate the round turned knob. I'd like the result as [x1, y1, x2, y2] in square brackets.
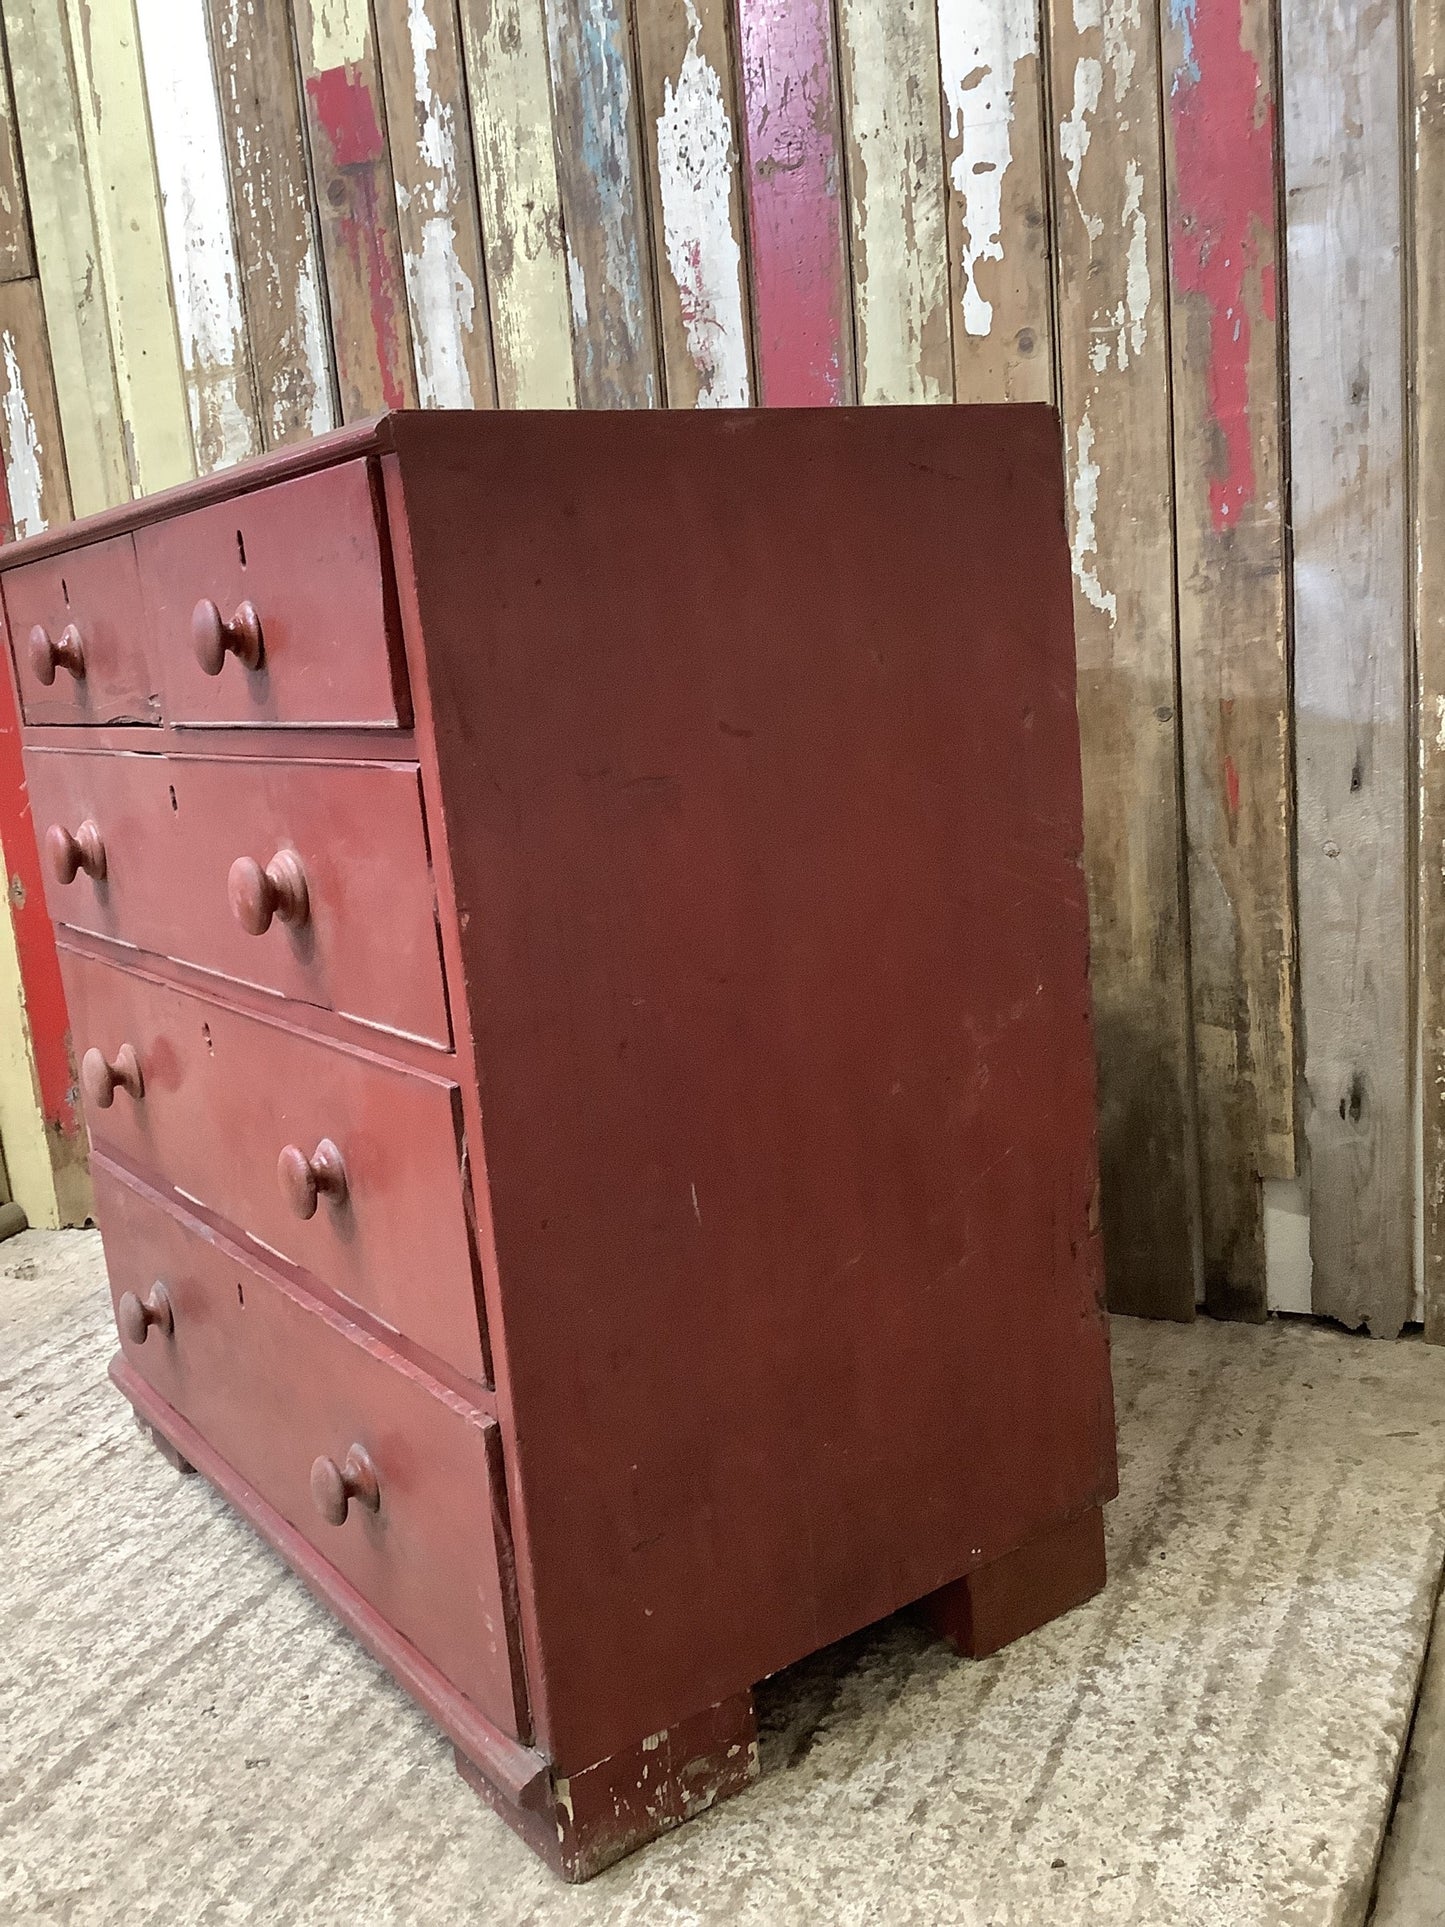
[192, 597, 263, 675]
[45, 819, 106, 884]
[228, 849, 308, 935]
[29, 622, 85, 686]
[80, 1042, 144, 1110]
[277, 1138, 347, 1219]
[311, 1444, 380, 1526]
[117, 1280, 173, 1345]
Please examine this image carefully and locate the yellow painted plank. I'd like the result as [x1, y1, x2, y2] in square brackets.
[64, 0, 194, 493]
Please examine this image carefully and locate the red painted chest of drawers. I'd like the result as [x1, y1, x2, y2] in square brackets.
[5, 407, 1117, 1879]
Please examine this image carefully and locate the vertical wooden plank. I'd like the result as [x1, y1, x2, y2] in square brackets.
[936, 0, 1052, 403]
[1415, 0, 1445, 1341]
[835, 0, 951, 403]
[542, 0, 659, 406]
[65, 0, 194, 493]
[633, 0, 751, 407]
[134, 0, 262, 471]
[291, 0, 417, 418]
[2, 0, 127, 515]
[1161, 0, 1294, 1319]
[736, 0, 854, 406]
[0, 19, 34, 281]
[1049, 0, 1199, 1318]
[373, 0, 498, 408]
[0, 277, 69, 536]
[1283, 0, 1410, 1334]
[457, 0, 574, 408]
[205, 0, 336, 447]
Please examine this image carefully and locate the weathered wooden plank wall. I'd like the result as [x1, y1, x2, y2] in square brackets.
[0, 0, 1437, 1334]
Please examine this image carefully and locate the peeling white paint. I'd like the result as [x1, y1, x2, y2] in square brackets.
[1060, 56, 1103, 240]
[1071, 411, 1116, 622]
[401, 0, 476, 408]
[1435, 692, 1445, 751]
[309, 0, 370, 70]
[656, 0, 749, 406]
[1088, 156, 1151, 371]
[937, 0, 1036, 337]
[1, 331, 45, 536]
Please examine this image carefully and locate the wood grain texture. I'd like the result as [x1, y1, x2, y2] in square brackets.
[633, 0, 752, 407]
[735, 0, 854, 405]
[2, 0, 127, 516]
[1416, 0, 1445, 1343]
[0, 15, 34, 281]
[544, 0, 660, 406]
[1162, 0, 1294, 1320]
[457, 0, 574, 408]
[205, 0, 337, 447]
[134, 0, 262, 472]
[373, 0, 498, 408]
[835, 0, 950, 403]
[0, 276, 68, 537]
[1283, 0, 1410, 1335]
[291, 0, 417, 417]
[936, 0, 1052, 403]
[1050, 0, 1199, 1319]
[65, 0, 194, 494]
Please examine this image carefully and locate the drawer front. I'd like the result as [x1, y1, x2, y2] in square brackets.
[3, 535, 157, 726]
[136, 460, 408, 728]
[96, 1160, 521, 1735]
[26, 749, 450, 1046]
[65, 950, 485, 1379]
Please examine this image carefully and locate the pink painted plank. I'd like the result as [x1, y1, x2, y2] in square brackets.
[735, 0, 854, 405]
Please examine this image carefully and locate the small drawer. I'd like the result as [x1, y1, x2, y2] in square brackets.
[64, 950, 486, 1379]
[135, 459, 409, 728]
[96, 1159, 522, 1736]
[3, 535, 157, 726]
[25, 748, 449, 1046]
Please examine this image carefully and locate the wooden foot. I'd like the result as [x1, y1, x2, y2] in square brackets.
[134, 1410, 196, 1476]
[455, 1691, 759, 1881]
[921, 1506, 1106, 1658]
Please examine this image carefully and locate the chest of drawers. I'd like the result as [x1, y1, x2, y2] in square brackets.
[5, 407, 1117, 1879]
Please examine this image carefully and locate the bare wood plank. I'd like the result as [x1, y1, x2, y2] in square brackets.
[0, 18, 34, 280]
[1161, 0, 1294, 1320]
[1416, 0, 1445, 1343]
[735, 0, 854, 406]
[66, 0, 194, 493]
[542, 0, 659, 406]
[936, 0, 1052, 404]
[373, 0, 498, 408]
[2, 0, 127, 514]
[633, 0, 751, 407]
[291, 0, 417, 418]
[205, 0, 336, 447]
[0, 277, 69, 536]
[1283, 0, 1410, 1334]
[457, 0, 574, 408]
[1049, 0, 1199, 1318]
[835, 0, 950, 403]
[134, 0, 262, 472]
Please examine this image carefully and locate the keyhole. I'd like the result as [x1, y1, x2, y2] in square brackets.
[168, 785, 178, 813]
[236, 1281, 245, 1307]
[201, 1021, 213, 1056]
[236, 529, 247, 568]
[61, 577, 69, 606]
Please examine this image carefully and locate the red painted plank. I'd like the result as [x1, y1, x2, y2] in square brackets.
[735, 0, 854, 405]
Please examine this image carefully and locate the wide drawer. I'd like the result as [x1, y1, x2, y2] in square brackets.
[3, 534, 157, 726]
[65, 949, 486, 1380]
[26, 748, 450, 1046]
[135, 459, 409, 728]
[97, 1159, 522, 1737]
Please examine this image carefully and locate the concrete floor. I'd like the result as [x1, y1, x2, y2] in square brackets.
[5, 1230, 1445, 1924]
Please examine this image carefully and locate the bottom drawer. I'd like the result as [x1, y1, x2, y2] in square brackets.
[95, 1158, 525, 1739]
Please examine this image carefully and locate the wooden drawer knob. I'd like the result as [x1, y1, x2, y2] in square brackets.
[117, 1280, 173, 1345]
[278, 1138, 347, 1218]
[46, 820, 106, 884]
[81, 1042, 143, 1109]
[311, 1444, 380, 1526]
[29, 622, 85, 685]
[229, 849, 308, 934]
[193, 597, 263, 674]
